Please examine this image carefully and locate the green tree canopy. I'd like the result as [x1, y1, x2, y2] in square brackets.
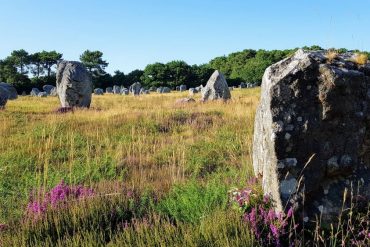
[80, 50, 108, 76]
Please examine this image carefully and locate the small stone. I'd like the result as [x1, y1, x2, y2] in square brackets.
[285, 125, 294, 131]
[340, 155, 352, 166]
[280, 178, 297, 199]
[285, 133, 291, 140]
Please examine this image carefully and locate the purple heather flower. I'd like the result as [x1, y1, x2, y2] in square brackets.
[26, 181, 94, 220]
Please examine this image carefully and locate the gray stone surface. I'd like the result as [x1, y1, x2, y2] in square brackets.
[253, 49, 370, 224]
[201, 70, 231, 101]
[94, 88, 104, 95]
[38, 92, 48, 97]
[43, 85, 56, 95]
[121, 88, 129, 95]
[113, 85, 121, 94]
[0, 83, 18, 100]
[129, 82, 141, 96]
[56, 61, 92, 108]
[106, 87, 113, 93]
[30, 88, 40, 97]
[189, 88, 198, 96]
[179, 85, 187, 92]
[0, 86, 9, 108]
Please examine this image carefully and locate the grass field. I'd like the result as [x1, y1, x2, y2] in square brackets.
[0, 89, 260, 246]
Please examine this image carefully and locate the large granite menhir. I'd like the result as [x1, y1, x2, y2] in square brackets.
[56, 61, 92, 108]
[253, 49, 370, 224]
[201, 70, 231, 101]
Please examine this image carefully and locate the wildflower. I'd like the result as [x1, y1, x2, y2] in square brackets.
[26, 181, 94, 220]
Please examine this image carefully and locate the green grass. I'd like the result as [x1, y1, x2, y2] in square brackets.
[0, 89, 260, 246]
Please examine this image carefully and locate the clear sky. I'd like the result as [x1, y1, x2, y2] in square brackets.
[1, 0, 370, 73]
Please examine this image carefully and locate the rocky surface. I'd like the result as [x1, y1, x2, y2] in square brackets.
[56, 61, 92, 108]
[129, 82, 141, 96]
[30, 88, 40, 97]
[201, 70, 231, 101]
[253, 49, 370, 224]
[43, 85, 55, 95]
[113, 85, 121, 94]
[0, 83, 18, 100]
[0, 86, 9, 109]
[38, 92, 48, 97]
[94, 88, 104, 95]
[179, 85, 187, 92]
[189, 88, 198, 96]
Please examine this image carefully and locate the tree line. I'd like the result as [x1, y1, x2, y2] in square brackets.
[1, 45, 369, 93]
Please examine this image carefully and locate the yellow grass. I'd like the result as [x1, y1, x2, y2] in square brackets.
[352, 53, 369, 65]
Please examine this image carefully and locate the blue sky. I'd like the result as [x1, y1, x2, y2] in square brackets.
[1, 0, 370, 73]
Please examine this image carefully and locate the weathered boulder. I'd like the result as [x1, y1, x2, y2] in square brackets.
[121, 88, 129, 95]
[161, 87, 171, 93]
[149, 86, 157, 92]
[113, 85, 121, 94]
[56, 61, 92, 108]
[38, 92, 48, 97]
[30, 88, 40, 97]
[43, 85, 56, 95]
[201, 70, 231, 101]
[179, 85, 187, 92]
[50, 87, 57, 96]
[0, 83, 18, 99]
[189, 88, 198, 96]
[106, 87, 113, 93]
[253, 49, 370, 224]
[129, 82, 141, 96]
[94, 88, 104, 95]
[0, 86, 9, 109]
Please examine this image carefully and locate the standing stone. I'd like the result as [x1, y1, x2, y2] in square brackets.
[201, 70, 231, 101]
[56, 61, 92, 108]
[161, 87, 171, 93]
[189, 88, 198, 96]
[43, 85, 56, 95]
[239, 82, 247, 88]
[38, 92, 48, 97]
[113, 85, 121, 94]
[94, 88, 104, 95]
[30, 88, 40, 97]
[0, 83, 18, 100]
[253, 49, 370, 224]
[49, 87, 58, 96]
[106, 87, 113, 93]
[179, 85, 187, 92]
[0, 86, 9, 109]
[130, 82, 141, 96]
[121, 88, 129, 95]
[157, 87, 163, 93]
[149, 86, 157, 92]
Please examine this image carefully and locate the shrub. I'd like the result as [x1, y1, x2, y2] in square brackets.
[326, 50, 338, 63]
[352, 53, 368, 65]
